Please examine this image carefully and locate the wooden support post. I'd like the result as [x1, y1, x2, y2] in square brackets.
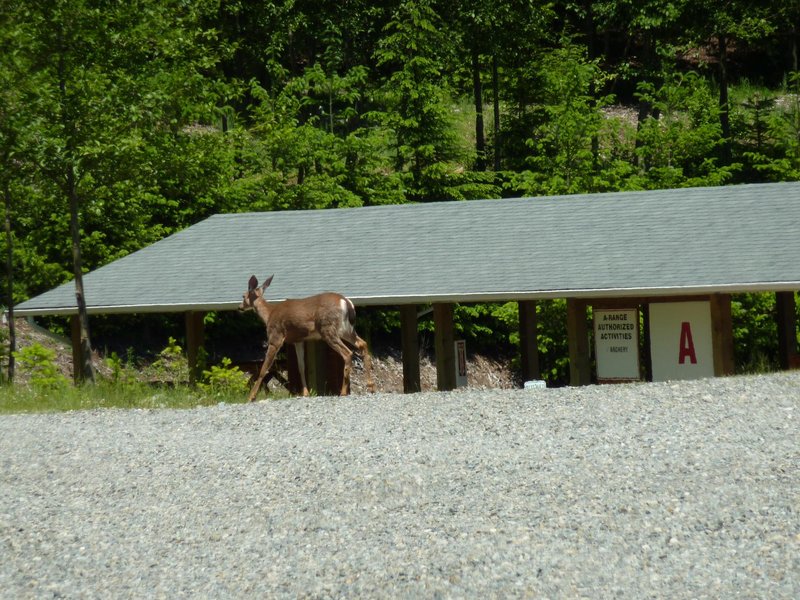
[641, 304, 652, 382]
[70, 314, 83, 384]
[519, 300, 540, 382]
[566, 298, 591, 386]
[710, 294, 735, 376]
[185, 311, 205, 387]
[305, 340, 328, 395]
[286, 345, 302, 395]
[325, 344, 346, 395]
[776, 291, 799, 370]
[400, 305, 421, 393]
[433, 303, 456, 391]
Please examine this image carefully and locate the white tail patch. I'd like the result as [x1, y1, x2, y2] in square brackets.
[339, 298, 355, 336]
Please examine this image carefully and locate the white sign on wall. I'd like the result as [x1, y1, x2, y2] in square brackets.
[649, 301, 714, 382]
[594, 308, 640, 382]
[455, 339, 468, 388]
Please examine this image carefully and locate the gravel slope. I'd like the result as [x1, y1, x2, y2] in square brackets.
[1, 373, 798, 598]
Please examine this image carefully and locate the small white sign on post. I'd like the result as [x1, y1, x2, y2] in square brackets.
[594, 308, 640, 382]
[455, 339, 468, 388]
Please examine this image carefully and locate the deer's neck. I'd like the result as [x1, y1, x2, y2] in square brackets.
[254, 298, 272, 326]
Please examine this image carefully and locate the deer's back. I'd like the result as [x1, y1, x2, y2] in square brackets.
[268, 293, 352, 342]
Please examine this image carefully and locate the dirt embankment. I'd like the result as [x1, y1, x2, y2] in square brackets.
[4, 318, 518, 392]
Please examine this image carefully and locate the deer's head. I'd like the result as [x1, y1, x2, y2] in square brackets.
[239, 274, 274, 311]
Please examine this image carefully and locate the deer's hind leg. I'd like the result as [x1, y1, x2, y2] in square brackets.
[322, 335, 354, 396]
[353, 334, 375, 393]
[341, 330, 376, 394]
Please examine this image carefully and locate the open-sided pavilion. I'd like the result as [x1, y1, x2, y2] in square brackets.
[13, 181, 800, 391]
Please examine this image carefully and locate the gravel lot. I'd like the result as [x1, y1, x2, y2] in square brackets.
[1, 373, 798, 598]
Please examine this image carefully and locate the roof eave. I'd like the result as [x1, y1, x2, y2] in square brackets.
[11, 281, 800, 317]
[350, 282, 800, 305]
[12, 302, 241, 317]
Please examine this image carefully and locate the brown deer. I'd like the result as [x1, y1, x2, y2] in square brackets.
[239, 275, 375, 401]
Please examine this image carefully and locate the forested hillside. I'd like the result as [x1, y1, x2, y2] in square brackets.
[2, 1, 799, 381]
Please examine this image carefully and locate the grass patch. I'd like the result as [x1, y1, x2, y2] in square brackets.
[0, 381, 256, 414]
[0, 336, 270, 414]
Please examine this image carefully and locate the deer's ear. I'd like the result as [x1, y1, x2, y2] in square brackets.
[262, 274, 274, 290]
[248, 275, 258, 291]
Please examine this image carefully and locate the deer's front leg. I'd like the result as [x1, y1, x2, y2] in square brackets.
[247, 341, 283, 402]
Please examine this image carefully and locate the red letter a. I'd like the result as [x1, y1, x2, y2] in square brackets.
[678, 321, 697, 364]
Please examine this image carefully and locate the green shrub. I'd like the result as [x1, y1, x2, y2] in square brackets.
[200, 357, 251, 398]
[0, 320, 8, 384]
[12, 343, 68, 389]
[145, 337, 188, 384]
[732, 292, 780, 372]
[106, 351, 139, 386]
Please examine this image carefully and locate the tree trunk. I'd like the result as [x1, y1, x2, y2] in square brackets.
[472, 47, 486, 171]
[58, 34, 95, 384]
[492, 54, 501, 171]
[718, 34, 732, 165]
[67, 165, 95, 384]
[635, 33, 655, 168]
[585, 0, 599, 176]
[3, 180, 15, 382]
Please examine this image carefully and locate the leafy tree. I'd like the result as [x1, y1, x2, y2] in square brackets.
[744, 72, 800, 180]
[8, 0, 227, 381]
[537, 299, 570, 385]
[448, 0, 550, 171]
[681, 0, 775, 165]
[215, 0, 305, 92]
[248, 65, 404, 211]
[776, 0, 800, 72]
[630, 70, 737, 188]
[732, 293, 780, 372]
[0, 2, 34, 382]
[593, 0, 689, 153]
[373, 0, 461, 201]
[513, 44, 613, 195]
[488, 2, 561, 173]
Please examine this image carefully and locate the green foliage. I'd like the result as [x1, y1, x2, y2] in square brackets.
[2, 0, 232, 299]
[199, 357, 251, 399]
[460, 301, 524, 371]
[452, 299, 570, 385]
[535, 300, 571, 385]
[515, 44, 613, 195]
[12, 342, 68, 389]
[106, 351, 139, 387]
[429, 299, 571, 385]
[732, 293, 780, 372]
[631, 71, 737, 188]
[247, 67, 405, 210]
[3, 0, 800, 385]
[373, 0, 461, 200]
[0, 380, 248, 414]
[145, 336, 188, 384]
[455, 304, 514, 353]
[744, 72, 800, 181]
[0, 320, 8, 384]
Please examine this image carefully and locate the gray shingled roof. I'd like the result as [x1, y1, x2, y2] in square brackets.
[13, 182, 800, 316]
